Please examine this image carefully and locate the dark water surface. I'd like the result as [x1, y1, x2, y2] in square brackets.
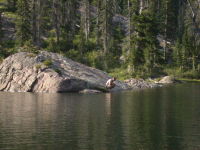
[0, 83, 200, 150]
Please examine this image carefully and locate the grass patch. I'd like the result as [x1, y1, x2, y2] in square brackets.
[164, 66, 200, 82]
[3, 12, 19, 19]
[35, 64, 42, 70]
[164, 67, 200, 79]
[27, 53, 36, 57]
[0, 0, 6, 3]
[43, 59, 53, 67]
[0, 5, 6, 10]
[0, 57, 3, 64]
[18, 42, 39, 54]
[54, 68, 62, 75]
[177, 78, 200, 82]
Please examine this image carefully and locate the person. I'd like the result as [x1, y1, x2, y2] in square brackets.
[106, 77, 116, 89]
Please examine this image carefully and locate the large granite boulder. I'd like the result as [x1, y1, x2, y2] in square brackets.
[0, 51, 130, 93]
[159, 76, 175, 84]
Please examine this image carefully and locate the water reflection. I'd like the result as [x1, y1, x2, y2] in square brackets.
[0, 83, 200, 150]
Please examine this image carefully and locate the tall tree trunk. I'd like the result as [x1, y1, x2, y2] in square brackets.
[53, 0, 60, 43]
[32, 0, 37, 44]
[157, 0, 160, 13]
[139, 0, 145, 14]
[96, 0, 101, 46]
[65, 0, 77, 41]
[82, 0, 90, 41]
[7, 0, 17, 11]
[127, 0, 135, 73]
[103, 0, 108, 54]
[0, 11, 2, 43]
[178, 0, 185, 38]
[36, 0, 41, 46]
[127, 0, 131, 54]
[186, 0, 199, 29]
[192, 54, 195, 71]
[164, 0, 168, 61]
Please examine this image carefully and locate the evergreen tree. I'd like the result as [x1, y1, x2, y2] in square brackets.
[60, 0, 78, 51]
[99, 0, 114, 69]
[131, 10, 161, 74]
[173, 40, 183, 68]
[0, 11, 3, 44]
[7, 0, 17, 11]
[16, 0, 32, 46]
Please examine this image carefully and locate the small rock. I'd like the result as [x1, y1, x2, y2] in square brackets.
[79, 89, 102, 94]
[13, 63, 22, 70]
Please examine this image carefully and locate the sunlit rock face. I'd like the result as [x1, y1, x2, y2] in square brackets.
[0, 51, 129, 93]
[159, 76, 176, 84]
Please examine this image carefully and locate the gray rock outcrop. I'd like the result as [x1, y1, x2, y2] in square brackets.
[124, 78, 162, 89]
[0, 51, 130, 93]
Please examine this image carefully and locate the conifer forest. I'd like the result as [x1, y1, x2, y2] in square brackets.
[0, 0, 200, 79]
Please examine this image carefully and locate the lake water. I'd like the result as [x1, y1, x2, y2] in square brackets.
[0, 83, 200, 150]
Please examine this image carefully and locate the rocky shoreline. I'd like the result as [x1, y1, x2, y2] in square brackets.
[0, 51, 175, 93]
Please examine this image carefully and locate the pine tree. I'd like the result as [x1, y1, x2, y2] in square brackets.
[31, 0, 43, 46]
[99, 0, 114, 69]
[126, 0, 138, 69]
[173, 40, 182, 68]
[59, 0, 78, 51]
[0, 11, 3, 43]
[52, 0, 61, 43]
[130, 10, 161, 74]
[16, 0, 32, 46]
[7, 0, 17, 11]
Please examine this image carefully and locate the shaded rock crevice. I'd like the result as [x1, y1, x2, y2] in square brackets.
[27, 78, 38, 92]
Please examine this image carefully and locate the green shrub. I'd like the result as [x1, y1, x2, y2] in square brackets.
[0, 40, 16, 56]
[18, 40, 39, 54]
[164, 67, 182, 77]
[27, 53, 36, 57]
[54, 68, 62, 75]
[164, 67, 200, 79]
[4, 12, 19, 19]
[45, 38, 60, 52]
[35, 64, 42, 70]
[181, 70, 200, 79]
[65, 49, 81, 62]
[85, 51, 104, 70]
[109, 67, 132, 80]
[0, 57, 3, 64]
[43, 59, 53, 67]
